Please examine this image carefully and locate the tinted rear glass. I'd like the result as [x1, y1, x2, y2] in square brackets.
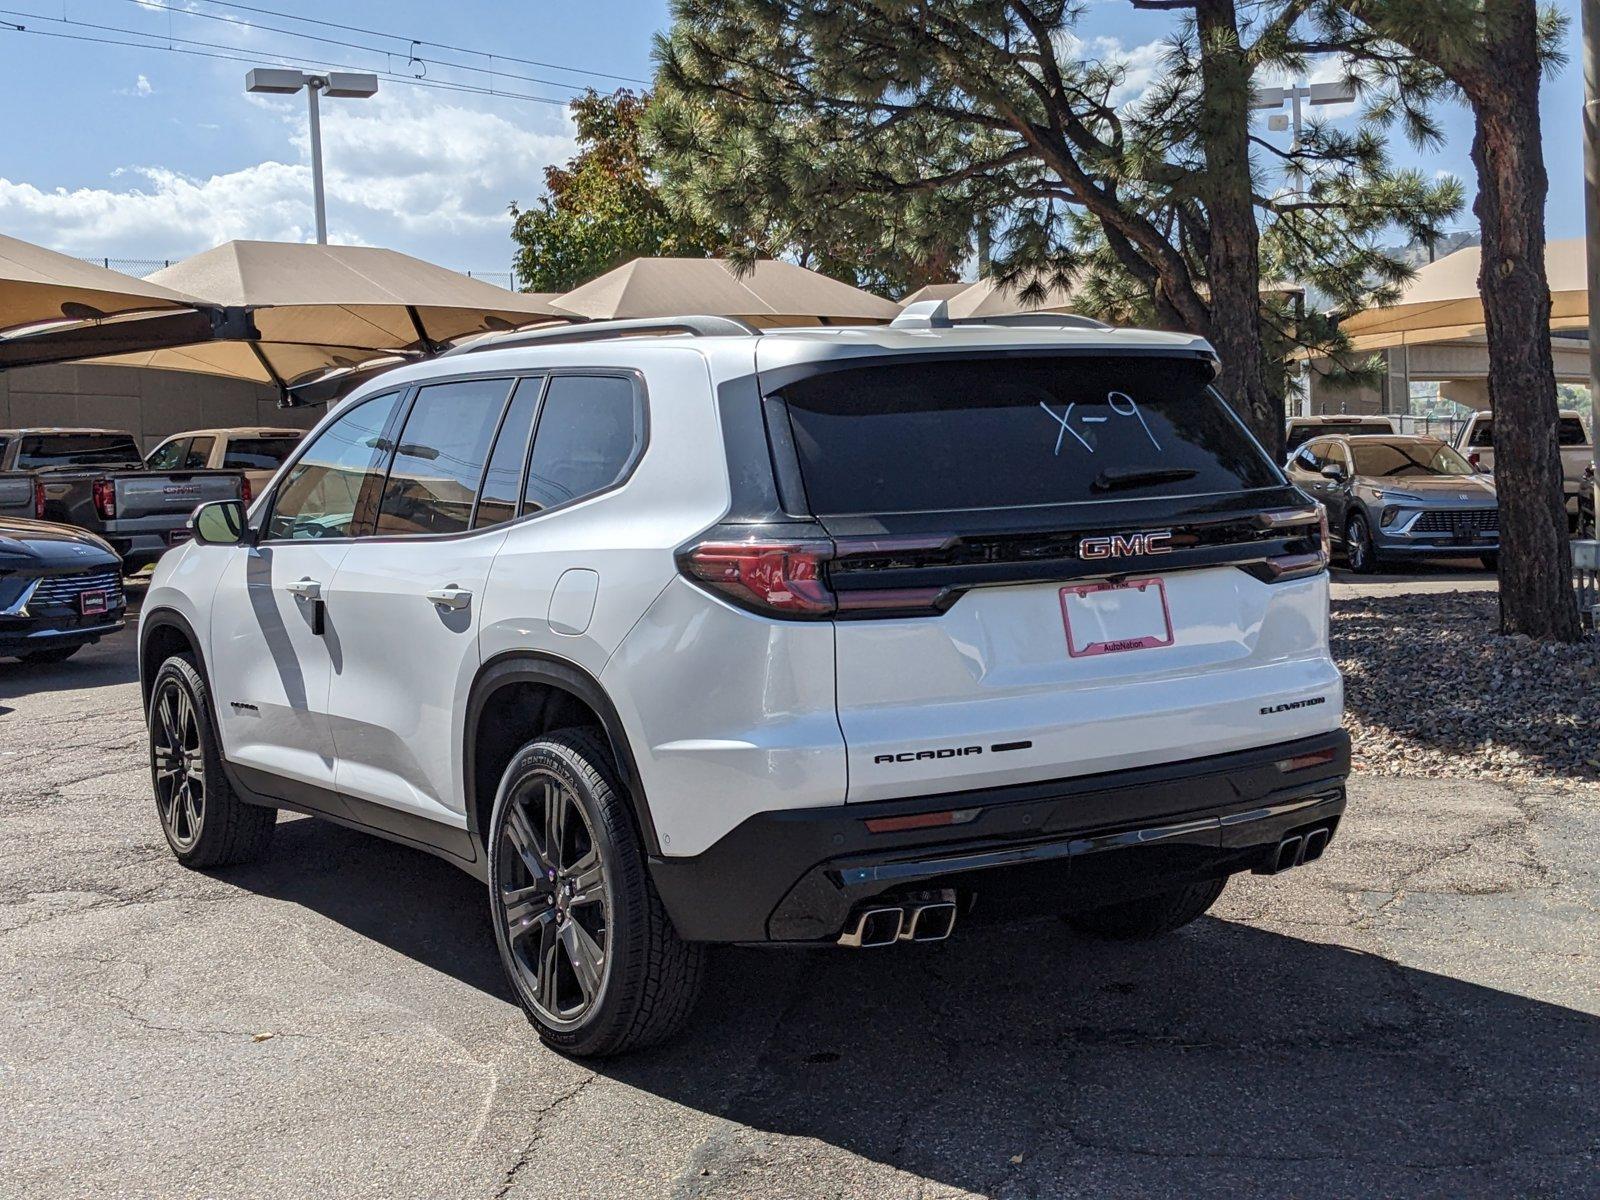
[223, 437, 301, 470]
[776, 356, 1280, 515]
[1560, 417, 1588, 446]
[1285, 421, 1392, 452]
[17, 433, 143, 469]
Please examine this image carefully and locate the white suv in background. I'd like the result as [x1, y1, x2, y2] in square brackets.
[139, 308, 1348, 1057]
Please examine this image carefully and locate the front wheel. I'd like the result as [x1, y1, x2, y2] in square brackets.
[1345, 512, 1380, 574]
[1066, 877, 1227, 940]
[147, 655, 275, 867]
[488, 728, 704, 1057]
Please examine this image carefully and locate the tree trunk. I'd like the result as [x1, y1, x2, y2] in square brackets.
[1469, 36, 1582, 640]
[1193, 0, 1281, 462]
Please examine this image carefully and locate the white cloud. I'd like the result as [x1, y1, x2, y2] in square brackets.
[1052, 32, 1170, 107]
[117, 74, 154, 98]
[0, 88, 576, 267]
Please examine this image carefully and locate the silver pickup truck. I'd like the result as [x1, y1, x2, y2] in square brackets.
[1455, 410, 1591, 529]
[0, 429, 246, 569]
[0, 470, 42, 521]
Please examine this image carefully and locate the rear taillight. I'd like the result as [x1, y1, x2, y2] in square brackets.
[1467, 451, 1481, 469]
[678, 539, 836, 616]
[32, 478, 44, 520]
[1248, 506, 1327, 583]
[91, 479, 116, 520]
[240, 475, 253, 506]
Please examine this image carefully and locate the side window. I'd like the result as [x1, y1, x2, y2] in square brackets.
[146, 438, 187, 471]
[473, 377, 542, 529]
[522, 375, 643, 513]
[1469, 420, 1494, 448]
[374, 378, 512, 536]
[1297, 439, 1327, 471]
[267, 391, 404, 541]
[182, 436, 214, 469]
[1328, 442, 1351, 473]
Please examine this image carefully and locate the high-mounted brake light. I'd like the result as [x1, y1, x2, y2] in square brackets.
[679, 540, 836, 615]
[91, 479, 116, 521]
[32, 478, 45, 520]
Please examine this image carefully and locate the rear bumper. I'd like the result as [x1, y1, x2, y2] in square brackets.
[650, 730, 1351, 943]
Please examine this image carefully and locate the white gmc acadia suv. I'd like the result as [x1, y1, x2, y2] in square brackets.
[139, 307, 1348, 1057]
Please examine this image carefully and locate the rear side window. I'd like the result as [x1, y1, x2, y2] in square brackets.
[224, 437, 300, 470]
[522, 375, 643, 512]
[17, 433, 143, 469]
[473, 377, 541, 529]
[267, 392, 404, 540]
[1468, 421, 1494, 448]
[146, 438, 188, 471]
[1559, 417, 1588, 446]
[776, 356, 1281, 515]
[182, 436, 214, 469]
[374, 378, 511, 536]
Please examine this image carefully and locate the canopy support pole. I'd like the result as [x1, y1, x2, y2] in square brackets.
[1585, 0, 1600, 522]
[248, 341, 293, 409]
[406, 305, 444, 357]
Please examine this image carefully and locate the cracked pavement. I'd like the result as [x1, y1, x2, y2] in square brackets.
[1, 617, 1596, 1199]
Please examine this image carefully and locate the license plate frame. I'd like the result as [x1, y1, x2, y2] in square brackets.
[1059, 577, 1174, 659]
[79, 589, 109, 616]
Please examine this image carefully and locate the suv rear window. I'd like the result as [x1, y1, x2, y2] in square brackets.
[1285, 420, 1392, 452]
[775, 356, 1280, 515]
[16, 433, 143, 469]
[223, 437, 300, 470]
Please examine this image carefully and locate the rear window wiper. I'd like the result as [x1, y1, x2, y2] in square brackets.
[1090, 466, 1198, 493]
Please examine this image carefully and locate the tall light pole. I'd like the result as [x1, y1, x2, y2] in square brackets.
[245, 68, 378, 244]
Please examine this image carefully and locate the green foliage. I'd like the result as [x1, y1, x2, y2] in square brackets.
[510, 90, 719, 294]
[650, 0, 1464, 392]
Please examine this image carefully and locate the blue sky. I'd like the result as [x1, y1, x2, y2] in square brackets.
[0, 0, 1586, 279]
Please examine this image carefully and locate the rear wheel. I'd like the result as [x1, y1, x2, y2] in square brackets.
[1345, 512, 1380, 574]
[1067, 877, 1227, 940]
[148, 656, 275, 867]
[488, 728, 704, 1057]
[18, 645, 80, 664]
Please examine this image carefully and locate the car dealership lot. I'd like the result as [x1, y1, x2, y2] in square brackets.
[1, 615, 1596, 1199]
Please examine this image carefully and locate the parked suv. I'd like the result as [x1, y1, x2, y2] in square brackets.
[139, 311, 1348, 1056]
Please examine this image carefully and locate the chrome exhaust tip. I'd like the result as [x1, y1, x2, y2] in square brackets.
[901, 900, 957, 943]
[1254, 834, 1304, 875]
[837, 906, 904, 948]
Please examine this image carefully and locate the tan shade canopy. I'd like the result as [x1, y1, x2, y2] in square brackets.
[0, 234, 205, 333]
[551, 257, 900, 326]
[943, 276, 1079, 319]
[89, 240, 566, 397]
[1341, 237, 1588, 351]
[898, 282, 969, 307]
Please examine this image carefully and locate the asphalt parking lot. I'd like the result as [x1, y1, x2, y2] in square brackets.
[1, 592, 1596, 1199]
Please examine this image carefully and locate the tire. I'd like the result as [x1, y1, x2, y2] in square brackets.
[148, 655, 275, 868]
[19, 645, 81, 664]
[1067, 877, 1227, 940]
[488, 728, 704, 1058]
[1345, 512, 1380, 574]
[1479, 552, 1500, 572]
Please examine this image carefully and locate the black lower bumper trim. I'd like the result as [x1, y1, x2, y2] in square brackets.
[649, 731, 1350, 943]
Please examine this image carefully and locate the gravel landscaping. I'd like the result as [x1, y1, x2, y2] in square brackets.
[1333, 589, 1600, 786]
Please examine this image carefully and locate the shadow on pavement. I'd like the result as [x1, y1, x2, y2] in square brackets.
[224, 815, 1598, 1193]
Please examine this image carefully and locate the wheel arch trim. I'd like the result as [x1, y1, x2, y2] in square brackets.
[464, 650, 661, 858]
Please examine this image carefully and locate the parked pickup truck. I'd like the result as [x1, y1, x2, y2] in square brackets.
[0, 470, 43, 521]
[1455, 410, 1591, 528]
[145, 427, 303, 496]
[0, 428, 247, 569]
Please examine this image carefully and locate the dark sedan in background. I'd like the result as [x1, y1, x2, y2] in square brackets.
[1286, 434, 1499, 573]
[0, 517, 126, 663]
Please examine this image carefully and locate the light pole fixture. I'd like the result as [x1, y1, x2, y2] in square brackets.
[245, 68, 379, 245]
[1251, 80, 1357, 153]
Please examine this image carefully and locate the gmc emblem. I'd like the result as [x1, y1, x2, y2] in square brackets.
[1079, 530, 1174, 560]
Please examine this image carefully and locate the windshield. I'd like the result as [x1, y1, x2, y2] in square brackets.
[1350, 440, 1474, 478]
[776, 355, 1281, 515]
[17, 433, 143, 470]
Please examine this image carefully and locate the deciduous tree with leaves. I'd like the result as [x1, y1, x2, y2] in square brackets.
[650, 0, 1461, 462]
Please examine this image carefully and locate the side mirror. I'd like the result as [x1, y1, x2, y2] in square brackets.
[190, 499, 252, 547]
[1320, 463, 1346, 482]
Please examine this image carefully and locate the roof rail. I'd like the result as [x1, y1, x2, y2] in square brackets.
[442, 314, 760, 357]
[890, 299, 1111, 332]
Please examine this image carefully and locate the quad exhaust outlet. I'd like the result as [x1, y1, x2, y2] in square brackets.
[837, 889, 958, 947]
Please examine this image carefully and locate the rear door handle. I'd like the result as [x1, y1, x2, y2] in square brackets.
[426, 586, 472, 611]
[284, 578, 322, 601]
